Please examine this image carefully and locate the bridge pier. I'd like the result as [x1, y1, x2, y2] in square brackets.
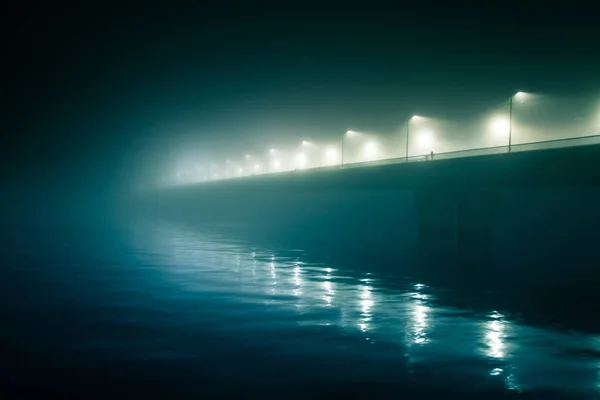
[414, 188, 497, 269]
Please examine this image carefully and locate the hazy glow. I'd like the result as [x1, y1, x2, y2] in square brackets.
[301, 140, 312, 145]
[513, 91, 529, 103]
[411, 115, 424, 121]
[324, 147, 339, 164]
[296, 153, 307, 169]
[416, 130, 434, 149]
[364, 141, 378, 156]
[489, 116, 510, 137]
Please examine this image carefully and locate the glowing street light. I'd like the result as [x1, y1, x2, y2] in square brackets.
[513, 91, 529, 103]
[267, 148, 278, 173]
[341, 130, 359, 168]
[406, 115, 427, 161]
[509, 91, 531, 151]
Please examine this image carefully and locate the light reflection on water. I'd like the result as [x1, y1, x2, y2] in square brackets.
[131, 221, 600, 396]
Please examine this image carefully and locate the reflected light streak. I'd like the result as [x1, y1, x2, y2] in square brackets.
[413, 303, 428, 344]
[323, 280, 334, 306]
[292, 263, 303, 297]
[358, 285, 374, 332]
[269, 261, 277, 295]
[485, 312, 506, 359]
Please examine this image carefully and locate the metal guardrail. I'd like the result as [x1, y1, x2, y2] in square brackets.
[336, 133, 600, 170]
[171, 133, 600, 186]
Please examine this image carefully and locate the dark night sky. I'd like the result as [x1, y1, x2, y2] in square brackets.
[3, 2, 599, 203]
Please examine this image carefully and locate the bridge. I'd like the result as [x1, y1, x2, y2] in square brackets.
[169, 92, 600, 185]
[155, 140, 600, 283]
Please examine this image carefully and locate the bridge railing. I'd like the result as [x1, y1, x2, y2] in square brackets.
[171, 92, 600, 185]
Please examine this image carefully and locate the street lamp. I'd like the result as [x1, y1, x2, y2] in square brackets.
[267, 149, 277, 173]
[342, 130, 358, 169]
[406, 116, 425, 162]
[509, 92, 530, 152]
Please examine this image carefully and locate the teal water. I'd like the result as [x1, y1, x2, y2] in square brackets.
[1, 217, 599, 398]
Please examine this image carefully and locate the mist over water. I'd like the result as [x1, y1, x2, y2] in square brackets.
[1, 183, 599, 398]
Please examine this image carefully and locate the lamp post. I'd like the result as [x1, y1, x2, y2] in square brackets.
[267, 149, 275, 173]
[508, 95, 513, 153]
[405, 119, 410, 163]
[509, 92, 528, 153]
[341, 131, 356, 169]
[341, 132, 346, 169]
[406, 116, 423, 162]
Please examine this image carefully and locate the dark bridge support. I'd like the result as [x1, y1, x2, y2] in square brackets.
[415, 188, 497, 269]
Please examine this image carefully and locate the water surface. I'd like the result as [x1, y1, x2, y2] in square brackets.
[2, 218, 598, 398]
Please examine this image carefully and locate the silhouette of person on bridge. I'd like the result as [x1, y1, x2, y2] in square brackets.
[430, 151, 434, 160]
